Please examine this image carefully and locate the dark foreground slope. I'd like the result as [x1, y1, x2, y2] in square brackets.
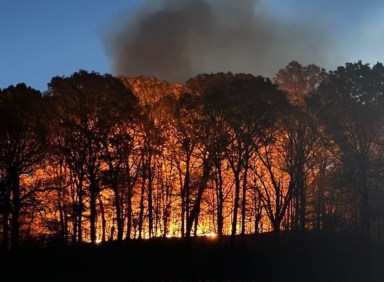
[1, 232, 383, 282]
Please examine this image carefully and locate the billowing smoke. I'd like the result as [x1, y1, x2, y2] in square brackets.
[107, 0, 328, 82]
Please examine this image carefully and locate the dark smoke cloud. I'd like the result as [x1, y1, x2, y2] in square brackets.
[107, 0, 328, 82]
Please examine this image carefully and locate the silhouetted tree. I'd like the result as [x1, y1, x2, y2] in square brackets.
[202, 74, 288, 237]
[48, 71, 137, 244]
[0, 84, 47, 249]
[279, 108, 322, 231]
[275, 62, 327, 231]
[309, 61, 384, 237]
[101, 109, 139, 241]
[121, 77, 182, 238]
[175, 92, 214, 237]
[274, 61, 327, 107]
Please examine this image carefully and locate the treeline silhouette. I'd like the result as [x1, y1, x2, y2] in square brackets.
[1, 60, 384, 250]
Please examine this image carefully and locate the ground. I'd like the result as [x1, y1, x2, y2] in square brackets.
[1, 232, 383, 281]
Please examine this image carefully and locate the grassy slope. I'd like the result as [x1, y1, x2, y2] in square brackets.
[1, 232, 384, 281]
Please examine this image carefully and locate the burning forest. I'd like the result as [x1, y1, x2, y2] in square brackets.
[1, 61, 384, 249]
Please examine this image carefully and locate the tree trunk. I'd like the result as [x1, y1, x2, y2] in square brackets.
[294, 190, 300, 231]
[186, 159, 211, 237]
[361, 181, 370, 238]
[180, 176, 185, 237]
[181, 151, 191, 237]
[273, 220, 281, 238]
[98, 194, 106, 242]
[241, 155, 249, 236]
[58, 194, 66, 242]
[126, 187, 133, 240]
[194, 215, 198, 237]
[163, 211, 168, 238]
[216, 164, 224, 237]
[1, 181, 10, 250]
[253, 192, 262, 235]
[358, 161, 370, 238]
[147, 154, 153, 238]
[10, 171, 20, 249]
[315, 161, 326, 231]
[58, 163, 67, 242]
[163, 179, 171, 238]
[138, 168, 145, 239]
[113, 180, 123, 242]
[231, 172, 241, 237]
[77, 178, 83, 244]
[180, 139, 192, 237]
[89, 174, 98, 245]
[298, 172, 306, 231]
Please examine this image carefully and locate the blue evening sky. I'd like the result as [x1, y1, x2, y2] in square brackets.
[0, 0, 141, 91]
[1, 0, 384, 91]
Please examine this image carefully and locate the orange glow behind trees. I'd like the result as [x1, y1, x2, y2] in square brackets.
[1, 61, 384, 249]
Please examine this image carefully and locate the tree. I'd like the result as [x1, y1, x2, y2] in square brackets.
[0, 84, 47, 249]
[251, 133, 294, 236]
[279, 108, 322, 231]
[101, 120, 138, 241]
[174, 92, 214, 237]
[121, 76, 183, 238]
[274, 61, 327, 107]
[309, 61, 384, 237]
[274, 61, 327, 231]
[201, 74, 288, 237]
[48, 71, 138, 244]
[173, 93, 198, 236]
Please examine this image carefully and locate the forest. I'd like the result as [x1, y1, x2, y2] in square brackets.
[1, 60, 384, 251]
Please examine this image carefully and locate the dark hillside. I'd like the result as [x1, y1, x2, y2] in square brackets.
[1, 232, 383, 282]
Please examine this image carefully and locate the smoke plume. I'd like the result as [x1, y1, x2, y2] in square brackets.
[107, 0, 328, 82]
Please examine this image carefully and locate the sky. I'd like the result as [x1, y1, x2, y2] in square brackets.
[1, 0, 384, 91]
